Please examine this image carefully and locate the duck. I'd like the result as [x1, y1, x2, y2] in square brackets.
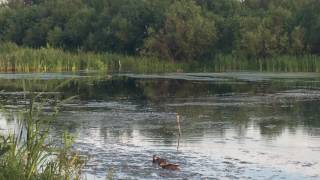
[159, 162, 180, 171]
[152, 155, 180, 171]
[153, 155, 167, 164]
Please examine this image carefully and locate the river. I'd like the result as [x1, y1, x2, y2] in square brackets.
[0, 72, 319, 179]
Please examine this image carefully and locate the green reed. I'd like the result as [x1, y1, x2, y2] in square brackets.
[0, 84, 86, 180]
[201, 54, 320, 72]
[0, 42, 107, 72]
[0, 42, 184, 73]
[1, 42, 320, 73]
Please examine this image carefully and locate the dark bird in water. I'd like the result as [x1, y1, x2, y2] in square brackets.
[159, 162, 180, 171]
[152, 155, 180, 171]
[153, 155, 167, 164]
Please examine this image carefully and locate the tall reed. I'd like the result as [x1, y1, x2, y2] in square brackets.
[0, 42, 108, 72]
[204, 54, 320, 72]
[0, 42, 184, 73]
[0, 83, 86, 180]
[1, 42, 320, 73]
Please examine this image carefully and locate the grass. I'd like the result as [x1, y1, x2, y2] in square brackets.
[0, 42, 184, 73]
[0, 42, 108, 72]
[1, 42, 320, 73]
[203, 54, 320, 73]
[0, 87, 86, 180]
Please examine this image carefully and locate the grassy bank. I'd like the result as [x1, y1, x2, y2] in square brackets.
[209, 55, 320, 73]
[0, 42, 185, 73]
[1, 42, 320, 73]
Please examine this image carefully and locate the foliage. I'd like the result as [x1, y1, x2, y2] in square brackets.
[0, 42, 186, 73]
[0, 42, 108, 72]
[0, 0, 319, 61]
[142, 0, 216, 61]
[0, 91, 86, 180]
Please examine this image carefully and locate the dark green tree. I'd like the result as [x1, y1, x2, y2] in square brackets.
[143, 0, 217, 61]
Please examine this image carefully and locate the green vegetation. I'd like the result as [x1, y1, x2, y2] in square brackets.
[206, 55, 320, 72]
[0, 42, 186, 73]
[1, 42, 320, 73]
[0, 42, 108, 72]
[0, 91, 86, 180]
[0, 0, 320, 72]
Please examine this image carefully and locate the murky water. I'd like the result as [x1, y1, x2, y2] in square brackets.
[0, 72, 320, 179]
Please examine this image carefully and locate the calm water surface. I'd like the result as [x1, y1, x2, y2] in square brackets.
[0, 72, 320, 179]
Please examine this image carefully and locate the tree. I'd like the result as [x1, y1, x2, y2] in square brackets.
[296, 0, 320, 54]
[290, 26, 306, 55]
[0, 0, 319, 59]
[142, 0, 217, 61]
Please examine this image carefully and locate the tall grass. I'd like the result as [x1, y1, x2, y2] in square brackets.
[0, 42, 108, 72]
[0, 88, 86, 179]
[0, 42, 184, 73]
[117, 56, 188, 73]
[1, 42, 320, 73]
[203, 54, 320, 73]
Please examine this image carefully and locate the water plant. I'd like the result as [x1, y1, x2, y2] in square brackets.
[0, 83, 86, 180]
[1, 42, 320, 73]
[201, 54, 320, 73]
[0, 42, 184, 73]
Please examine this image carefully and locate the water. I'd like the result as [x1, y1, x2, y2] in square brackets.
[0, 72, 320, 179]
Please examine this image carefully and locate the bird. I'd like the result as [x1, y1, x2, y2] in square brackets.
[153, 155, 167, 164]
[159, 162, 181, 171]
[152, 155, 180, 171]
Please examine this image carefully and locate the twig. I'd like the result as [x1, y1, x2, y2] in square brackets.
[176, 114, 181, 151]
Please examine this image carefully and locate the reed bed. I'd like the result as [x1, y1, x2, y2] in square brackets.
[0, 42, 108, 72]
[1, 42, 320, 73]
[0, 42, 184, 73]
[205, 55, 320, 73]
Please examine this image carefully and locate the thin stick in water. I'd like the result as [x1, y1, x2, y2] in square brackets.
[176, 114, 181, 151]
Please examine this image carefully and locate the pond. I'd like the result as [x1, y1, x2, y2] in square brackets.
[0, 72, 320, 179]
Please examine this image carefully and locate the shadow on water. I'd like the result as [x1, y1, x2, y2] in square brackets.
[0, 72, 320, 179]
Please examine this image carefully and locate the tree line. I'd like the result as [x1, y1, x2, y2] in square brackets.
[0, 0, 319, 61]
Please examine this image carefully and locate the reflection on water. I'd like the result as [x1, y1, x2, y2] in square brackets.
[0, 72, 320, 179]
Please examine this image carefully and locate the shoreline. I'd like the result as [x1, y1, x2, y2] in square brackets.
[1, 43, 320, 73]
